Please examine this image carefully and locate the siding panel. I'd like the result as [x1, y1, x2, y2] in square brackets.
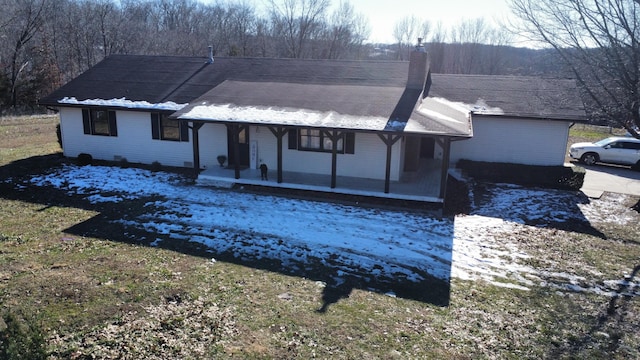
[450, 117, 570, 166]
[60, 108, 403, 179]
[59, 108, 193, 167]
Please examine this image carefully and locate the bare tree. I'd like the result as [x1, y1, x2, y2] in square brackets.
[268, 0, 330, 58]
[3, 0, 466, 110]
[0, 0, 49, 109]
[510, 0, 640, 136]
[447, 18, 513, 74]
[392, 16, 429, 60]
[321, 1, 369, 59]
[227, 3, 257, 56]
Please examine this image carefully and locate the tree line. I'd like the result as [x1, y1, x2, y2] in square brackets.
[510, 0, 640, 135]
[0, 0, 558, 114]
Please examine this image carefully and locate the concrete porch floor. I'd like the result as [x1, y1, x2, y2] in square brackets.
[197, 159, 444, 203]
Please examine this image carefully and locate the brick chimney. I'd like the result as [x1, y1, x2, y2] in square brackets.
[407, 38, 430, 93]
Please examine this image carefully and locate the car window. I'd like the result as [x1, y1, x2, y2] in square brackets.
[595, 138, 614, 146]
[625, 142, 640, 150]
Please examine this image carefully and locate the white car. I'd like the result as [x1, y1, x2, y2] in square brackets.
[569, 136, 640, 170]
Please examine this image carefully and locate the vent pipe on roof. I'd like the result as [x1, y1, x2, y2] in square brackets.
[415, 38, 426, 52]
[207, 46, 214, 64]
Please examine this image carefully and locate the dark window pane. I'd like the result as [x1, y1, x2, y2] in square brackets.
[91, 110, 110, 135]
[161, 115, 180, 141]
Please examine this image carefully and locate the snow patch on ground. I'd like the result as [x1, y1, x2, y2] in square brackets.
[26, 165, 640, 297]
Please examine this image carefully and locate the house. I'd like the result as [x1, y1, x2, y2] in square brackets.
[39, 44, 586, 204]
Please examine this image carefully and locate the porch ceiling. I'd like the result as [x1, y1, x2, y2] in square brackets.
[172, 80, 472, 137]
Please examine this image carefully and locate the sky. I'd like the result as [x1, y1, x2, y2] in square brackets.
[23, 164, 640, 297]
[210, 0, 513, 44]
[344, 0, 512, 43]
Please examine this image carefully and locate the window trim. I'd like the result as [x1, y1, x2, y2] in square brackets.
[82, 108, 117, 136]
[151, 113, 189, 142]
[288, 128, 355, 154]
[297, 128, 344, 153]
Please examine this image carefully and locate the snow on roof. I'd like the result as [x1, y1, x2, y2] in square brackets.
[417, 97, 471, 124]
[425, 96, 505, 116]
[177, 103, 403, 131]
[469, 98, 506, 115]
[58, 97, 188, 111]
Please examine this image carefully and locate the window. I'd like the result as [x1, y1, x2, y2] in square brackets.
[82, 109, 117, 136]
[620, 141, 640, 150]
[151, 113, 189, 142]
[288, 128, 355, 154]
[299, 128, 343, 152]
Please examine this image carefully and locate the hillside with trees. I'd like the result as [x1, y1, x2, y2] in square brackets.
[0, 0, 569, 115]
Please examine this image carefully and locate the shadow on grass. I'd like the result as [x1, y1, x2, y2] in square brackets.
[545, 263, 640, 358]
[1, 155, 452, 311]
[62, 199, 451, 309]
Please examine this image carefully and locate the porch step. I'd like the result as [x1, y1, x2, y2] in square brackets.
[448, 168, 468, 182]
[196, 176, 235, 189]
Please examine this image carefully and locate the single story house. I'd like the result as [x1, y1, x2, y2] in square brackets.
[39, 44, 586, 204]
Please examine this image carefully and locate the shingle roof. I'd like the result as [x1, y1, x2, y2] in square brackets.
[39, 55, 209, 105]
[39, 54, 585, 138]
[429, 74, 586, 121]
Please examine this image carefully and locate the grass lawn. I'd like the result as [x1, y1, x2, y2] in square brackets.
[1, 115, 639, 359]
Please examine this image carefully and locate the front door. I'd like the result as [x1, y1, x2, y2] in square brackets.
[227, 126, 250, 167]
[403, 136, 420, 171]
[420, 137, 435, 159]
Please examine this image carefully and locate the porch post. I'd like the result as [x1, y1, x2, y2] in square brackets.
[438, 137, 451, 199]
[377, 133, 403, 193]
[323, 130, 343, 189]
[268, 126, 287, 183]
[226, 124, 242, 179]
[190, 122, 204, 178]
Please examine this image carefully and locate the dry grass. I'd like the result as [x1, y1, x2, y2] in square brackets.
[1, 116, 638, 359]
[0, 115, 60, 164]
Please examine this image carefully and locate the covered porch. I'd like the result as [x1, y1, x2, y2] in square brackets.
[197, 159, 445, 203]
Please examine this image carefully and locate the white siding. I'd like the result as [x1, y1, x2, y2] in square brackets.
[199, 123, 229, 169]
[247, 127, 402, 180]
[60, 108, 403, 180]
[450, 116, 571, 166]
[59, 107, 193, 167]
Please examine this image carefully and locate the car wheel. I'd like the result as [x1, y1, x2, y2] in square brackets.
[580, 152, 598, 165]
[633, 160, 640, 171]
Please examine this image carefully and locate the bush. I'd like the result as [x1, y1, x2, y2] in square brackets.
[77, 153, 93, 166]
[151, 161, 162, 172]
[119, 157, 129, 168]
[56, 123, 62, 150]
[0, 311, 47, 360]
[444, 175, 471, 215]
[456, 159, 585, 191]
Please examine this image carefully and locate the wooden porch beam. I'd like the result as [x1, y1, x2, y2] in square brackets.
[377, 133, 403, 193]
[323, 130, 343, 188]
[226, 124, 246, 179]
[268, 126, 288, 183]
[190, 121, 204, 178]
